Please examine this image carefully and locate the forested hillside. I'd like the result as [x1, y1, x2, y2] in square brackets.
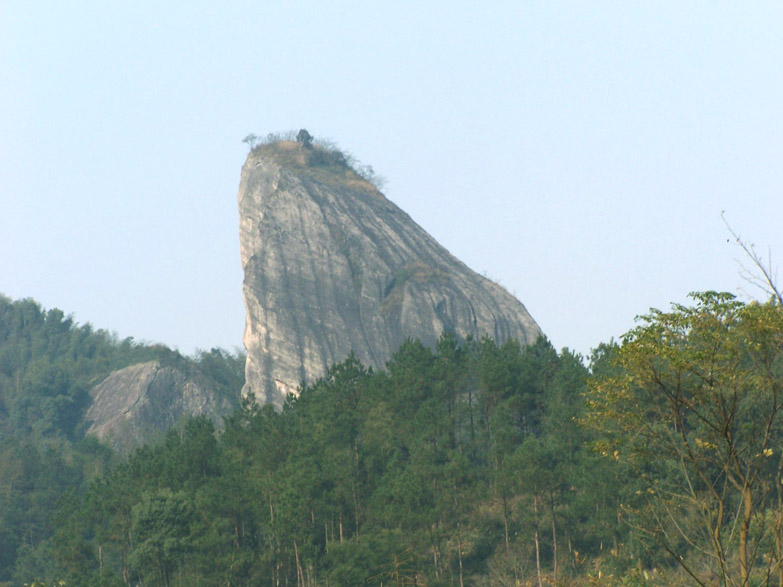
[0, 295, 244, 585]
[49, 334, 631, 586]
[4, 293, 783, 586]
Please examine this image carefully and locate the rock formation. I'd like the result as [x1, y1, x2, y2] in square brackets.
[239, 140, 542, 408]
[85, 360, 231, 452]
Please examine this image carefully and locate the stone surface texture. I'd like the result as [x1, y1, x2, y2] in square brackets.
[239, 143, 542, 408]
[85, 361, 230, 452]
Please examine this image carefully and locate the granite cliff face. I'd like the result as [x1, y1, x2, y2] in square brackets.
[85, 360, 231, 452]
[239, 141, 542, 408]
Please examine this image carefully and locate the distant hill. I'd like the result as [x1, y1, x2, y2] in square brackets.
[0, 294, 244, 451]
[0, 294, 245, 583]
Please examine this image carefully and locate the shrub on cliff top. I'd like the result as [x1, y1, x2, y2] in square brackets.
[243, 130, 387, 191]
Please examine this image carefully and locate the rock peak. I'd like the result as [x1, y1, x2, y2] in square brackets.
[239, 141, 541, 407]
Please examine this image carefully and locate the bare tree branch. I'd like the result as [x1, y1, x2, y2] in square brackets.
[722, 212, 782, 306]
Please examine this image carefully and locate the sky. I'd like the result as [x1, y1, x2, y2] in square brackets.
[1, 1, 781, 359]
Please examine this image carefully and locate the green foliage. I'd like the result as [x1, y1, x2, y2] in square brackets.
[23, 290, 779, 583]
[241, 133, 259, 150]
[129, 489, 193, 585]
[585, 292, 783, 585]
[0, 295, 245, 583]
[296, 128, 313, 149]
[45, 333, 619, 585]
[193, 347, 245, 410]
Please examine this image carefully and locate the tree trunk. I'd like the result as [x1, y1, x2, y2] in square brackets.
[294, 539, 305, 587]
[352, 481, 360, 541]
[534, 494, 543, 587]
[776, 455, 783, 587]
[468, 388, 476, 459]
[568, 532, 575, 571]
[456, 521, 465, 587]
[777, 499, 783, 587]
[740, 485, 753, 586]
[551, 501, 558, 585]
[455, 492, 465, 587]
[353, 438, 361, 541]
[433, 541, 442, 579]
[503, 495, 510, 552]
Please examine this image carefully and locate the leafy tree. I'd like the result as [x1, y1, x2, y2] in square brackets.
[193, 347, 245, 409]
[585, 292, 783, 585]
[128, 489, 193, 586]
[296, 128, 314, 149]
[242, 133, 259, 150]
[38, 326, 627, 585]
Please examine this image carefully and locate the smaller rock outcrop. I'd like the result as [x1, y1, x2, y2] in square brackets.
[85, 361, 231, 452]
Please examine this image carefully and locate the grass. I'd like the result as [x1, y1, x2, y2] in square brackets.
[249, 132, 387, 194]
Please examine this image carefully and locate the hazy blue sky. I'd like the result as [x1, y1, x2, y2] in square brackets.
[2, 2, 781, 358]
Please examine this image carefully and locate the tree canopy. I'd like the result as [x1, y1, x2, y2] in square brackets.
[6, 291, 783, 585]
[586, 292, 783, 585]
[47, 334, 618, 586]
